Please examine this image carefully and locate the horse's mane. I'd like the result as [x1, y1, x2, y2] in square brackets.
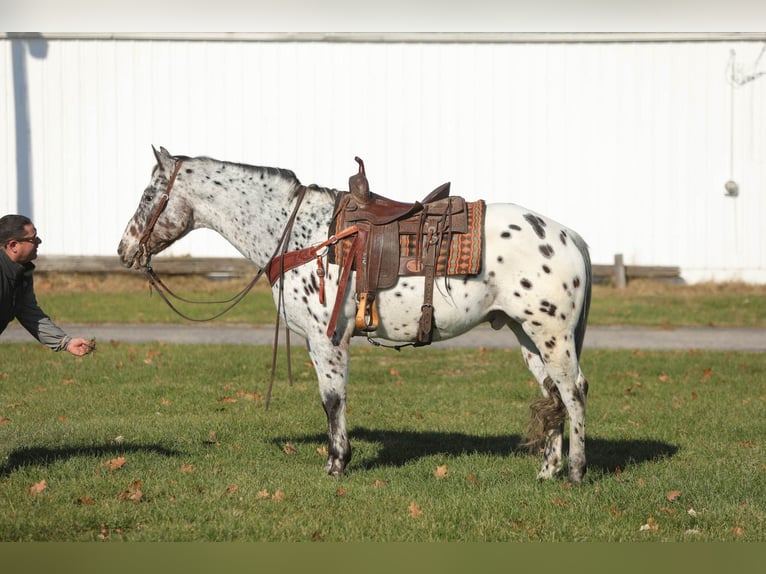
[185, 154, 340, 201]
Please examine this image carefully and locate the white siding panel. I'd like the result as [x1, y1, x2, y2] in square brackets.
[1, 37, 765, 282]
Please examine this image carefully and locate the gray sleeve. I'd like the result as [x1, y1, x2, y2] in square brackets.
[15, 281, 71, 352]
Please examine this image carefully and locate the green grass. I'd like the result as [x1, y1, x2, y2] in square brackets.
[32, 273, 766, 327]
[1, 343, 763, 541]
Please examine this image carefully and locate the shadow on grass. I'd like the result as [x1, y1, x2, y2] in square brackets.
[0, 444, 180, 477]
[278, 427, 679, 478]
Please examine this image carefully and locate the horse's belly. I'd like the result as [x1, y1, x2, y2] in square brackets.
[371, 276, 495, 342]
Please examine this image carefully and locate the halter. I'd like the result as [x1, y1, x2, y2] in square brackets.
[137, 159, 184, 268]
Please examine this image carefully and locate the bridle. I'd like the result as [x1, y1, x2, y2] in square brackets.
[134, 156, 310, 407]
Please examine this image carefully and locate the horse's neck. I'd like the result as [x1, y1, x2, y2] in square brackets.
[183, 161, 335, 267]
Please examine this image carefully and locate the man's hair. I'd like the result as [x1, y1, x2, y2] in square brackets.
[0, 214, 33, 247]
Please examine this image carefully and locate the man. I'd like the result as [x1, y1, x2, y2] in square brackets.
[0, 214, 93, 356]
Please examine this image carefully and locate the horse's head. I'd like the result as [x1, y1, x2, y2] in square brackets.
[118, 146, 194, 269]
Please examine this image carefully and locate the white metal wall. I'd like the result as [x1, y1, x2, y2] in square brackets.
[2, 36, 765, 282]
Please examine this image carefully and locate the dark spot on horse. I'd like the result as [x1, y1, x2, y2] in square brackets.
[562, 282, 568, 291]
[302, 296, 308, 304]
[395, 292, 403, 297]
[560, 313, 567, 320]
[513, 291, 521, 297]
[560, 230, 568, 245]
[501, 231, 511, 239]
[497, 256, 504, 263]
[532, 320, 542, 326]
[573, 276, 581, 288]
[185, 168, 193, 174]
[488, 270, 495, 277]
[520, 278, 532, 289]
[510, 224, 522, 231]
[545, 338, 556, 349]
[213, 180, 222, 186]
[566, 350, 571, 358]
[524, 310, 534, 316]
[539, 244, 554, 258]
[524, 213, 546, 239]
[542, 265, 551, 274]
[540, 300, 550, 307]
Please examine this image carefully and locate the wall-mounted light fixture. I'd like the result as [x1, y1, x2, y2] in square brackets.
[724, 180, 739, 197]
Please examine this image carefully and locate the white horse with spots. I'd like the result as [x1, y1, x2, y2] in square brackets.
[118, 147, 592, 483]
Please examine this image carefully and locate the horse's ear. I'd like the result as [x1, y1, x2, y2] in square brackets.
[152, 145, 163, 166]
[152, 146, 174, 171]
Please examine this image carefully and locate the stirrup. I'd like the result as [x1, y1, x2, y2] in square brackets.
[356, 292, 379, 332]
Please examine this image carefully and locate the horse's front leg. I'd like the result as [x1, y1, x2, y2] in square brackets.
[306, 331, 353, 477]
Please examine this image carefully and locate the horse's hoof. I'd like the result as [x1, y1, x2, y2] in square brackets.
[325, 458, 346, 477]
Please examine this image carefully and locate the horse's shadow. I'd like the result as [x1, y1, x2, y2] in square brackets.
[278, 427, 679, 477]
[0, 444, 180, 477]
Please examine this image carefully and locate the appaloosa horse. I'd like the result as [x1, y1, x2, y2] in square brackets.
[118, 147, 592, 483]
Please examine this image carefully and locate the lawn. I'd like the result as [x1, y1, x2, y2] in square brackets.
[0, 342, 763, 542]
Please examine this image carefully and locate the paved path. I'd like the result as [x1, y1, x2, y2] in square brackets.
[3, 323, 765, 352]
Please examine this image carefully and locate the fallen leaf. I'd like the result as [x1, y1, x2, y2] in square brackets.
[225, 484, 240, 495]
[553, 497, 570, 508]
[283, 443, 297, 455]
[103, 457, 127, 472]
[640, 516, 659, 532]
[433, 464, 449, 479]
[180, 464, 195, 473]
[272, 490, 285, 501]
[218, 396, 237, 403]
[255, 489, 270, 499]
[658, 373, 669, 382]
[732, 527, 745, 536]
[62, 377, 75, 385]
[467, 474, 481, 487]
[117, 480, 143, 502]
[161, 398, 172, 406]
[316, 446, 328, 456]
[28, 479, 47, 494]
[0, 416, 11, 424]
[666, 490, 682, 502]
[372, 479, 387, 488]
[687, 507, 698, 517]
[336, 487, 347, 497]
[408, 501, 423, 518]
[77, 495, 95, 506]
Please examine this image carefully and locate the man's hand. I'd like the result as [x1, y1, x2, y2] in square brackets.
[67, 337, 96, 356]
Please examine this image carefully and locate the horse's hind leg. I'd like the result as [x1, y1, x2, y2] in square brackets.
[306, 333, 352, 477]
[520, 347, 565, 480]
[541, 341, 587, 484]
[516, 323, 587, 483]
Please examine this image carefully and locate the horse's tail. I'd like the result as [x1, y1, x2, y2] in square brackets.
[570, 230, 592, 359]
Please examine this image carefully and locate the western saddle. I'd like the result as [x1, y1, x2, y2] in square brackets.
[327, 157, 473, 346]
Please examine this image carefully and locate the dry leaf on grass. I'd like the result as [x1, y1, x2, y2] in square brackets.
[433, 464, 449, 479]
[666, 490, 682, 502]
[283, 443, 297, 455]
[28, 479, 47, 494]
[103, 457, 127, 472]
[256, 489, 270, 499]
[640, 516, 659, 532]
[408, 502, 423, 518]
[116, 480, 143, 502]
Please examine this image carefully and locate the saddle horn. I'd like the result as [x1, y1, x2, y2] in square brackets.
[349, 156, 370, 204]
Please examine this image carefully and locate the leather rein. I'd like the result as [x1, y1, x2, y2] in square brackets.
[135, 157, 310, 408]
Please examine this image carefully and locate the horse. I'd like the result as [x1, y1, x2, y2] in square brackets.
[118, 147, 592, 484]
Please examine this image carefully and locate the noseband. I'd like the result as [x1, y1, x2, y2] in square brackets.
[136, 159, 184, 268]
